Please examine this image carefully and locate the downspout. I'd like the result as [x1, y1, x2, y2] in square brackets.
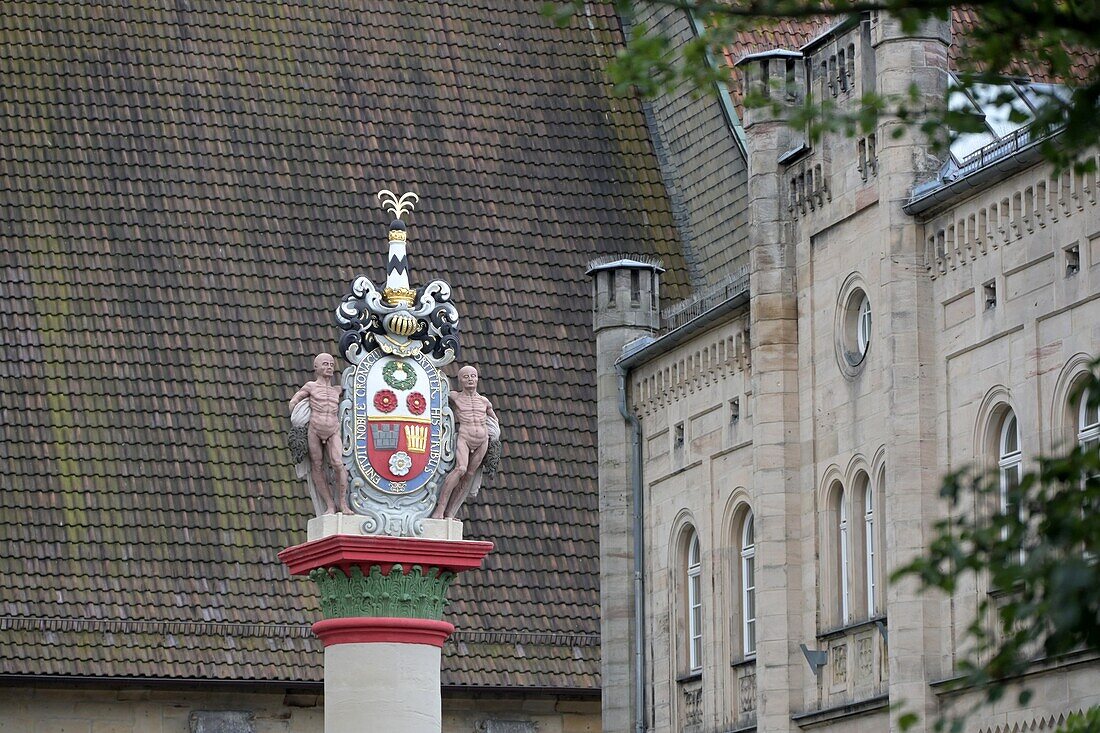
[617, 363, 647, 733]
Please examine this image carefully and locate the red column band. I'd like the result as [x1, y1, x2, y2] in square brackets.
[313, 617, 456, 648]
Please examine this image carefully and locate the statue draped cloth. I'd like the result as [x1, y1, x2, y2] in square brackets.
[290, 400, 327, 517]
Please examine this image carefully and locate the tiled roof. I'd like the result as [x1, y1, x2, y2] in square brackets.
[950, 8, 1099, 85]
[730, 19, 833, 59]
[0, 0, 689, 690]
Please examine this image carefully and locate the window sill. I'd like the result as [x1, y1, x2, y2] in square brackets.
[719, 719, 758, 733]
[930, 648, 1100, 698]
[791, 692, 889, 728]
[818, 615, 886, 641]
[987, 581, 1025, 599]
[731, 655, 757, 670]
[676, 670, 703, 684]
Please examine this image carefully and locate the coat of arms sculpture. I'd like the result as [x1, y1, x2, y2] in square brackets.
[288, 190, 501, 536]
[334, 190, 462, 536]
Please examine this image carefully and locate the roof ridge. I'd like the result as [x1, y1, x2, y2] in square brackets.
[451, 630, 601, 647]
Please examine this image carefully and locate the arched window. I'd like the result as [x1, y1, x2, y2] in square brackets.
[997, 411, 1023, 563]
[1078, 388, 1098, 559]
[849, 472, 876, 620]
[687, 532, 703, 673]
[998, 412, 1021, 518]
[740, 513, 756, 657]
[862, 483, 876, 617]
[1080, 388, 1099, 450]
[838, 490, 851, 622]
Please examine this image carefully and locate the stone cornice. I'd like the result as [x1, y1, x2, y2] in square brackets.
[279, 534, 494, 577]
[630, 321, 751, 418]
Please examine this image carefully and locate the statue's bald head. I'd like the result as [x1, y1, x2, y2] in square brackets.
[457, 365, 479, 390]
[314, 353, 335, 374]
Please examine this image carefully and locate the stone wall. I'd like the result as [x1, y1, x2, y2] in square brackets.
[0, 687, 600, 733]
[630, 315, 754, 733]
[926, 150, 1100, 719]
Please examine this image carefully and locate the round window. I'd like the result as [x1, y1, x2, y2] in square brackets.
[835, 279, 872, 376]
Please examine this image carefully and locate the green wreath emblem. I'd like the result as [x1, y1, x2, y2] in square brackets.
[383, 359, 417, 390]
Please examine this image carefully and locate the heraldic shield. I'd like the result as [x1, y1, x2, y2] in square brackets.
[351, 350, 445, 495]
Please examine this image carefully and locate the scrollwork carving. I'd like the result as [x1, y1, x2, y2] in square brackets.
[338, 277, 459, 368]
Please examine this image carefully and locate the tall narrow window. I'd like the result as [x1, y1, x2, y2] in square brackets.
[1080, 388, 1100, 450]
[999, 413, 1021, 511]
[838, 492, 850, 622]
[687, 533, 703, 673]
[1078, 388, 1098, 558]
[863, 484, 876, 617]
[999, 412, 1023, 561]
[741, 514, 757, 656]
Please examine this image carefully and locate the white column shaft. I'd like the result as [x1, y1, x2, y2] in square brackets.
[325, 642, 441, 733]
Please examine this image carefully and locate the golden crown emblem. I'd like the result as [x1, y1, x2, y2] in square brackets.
[404, 424, 429, 453]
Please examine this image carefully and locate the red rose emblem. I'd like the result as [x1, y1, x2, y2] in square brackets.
[407, 391, 427, 415]
[374, 389, 397, 413]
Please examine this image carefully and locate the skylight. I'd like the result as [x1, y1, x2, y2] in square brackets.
[946, 74, 1068, 168]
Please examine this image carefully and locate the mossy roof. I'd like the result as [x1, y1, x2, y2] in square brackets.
[0, 0, 688, 691]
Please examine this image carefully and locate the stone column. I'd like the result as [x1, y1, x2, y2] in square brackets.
[736, 50, 806, 733]
[871, 15, 950, 730]
[279, 533, 493, 733]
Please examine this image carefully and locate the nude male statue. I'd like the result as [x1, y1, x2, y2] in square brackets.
[289, 353, 352, 515]
[431, 365, 498, 519]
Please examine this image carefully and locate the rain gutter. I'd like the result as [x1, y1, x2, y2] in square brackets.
[618, 289, 750, 372]
[904, 130, 1061, 216]
[0, 674, 602, 700]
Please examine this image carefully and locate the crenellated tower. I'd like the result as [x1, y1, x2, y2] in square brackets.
[588, 256, 663, 733]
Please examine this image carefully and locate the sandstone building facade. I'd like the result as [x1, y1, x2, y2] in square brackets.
[595, 12, 1100, 733]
